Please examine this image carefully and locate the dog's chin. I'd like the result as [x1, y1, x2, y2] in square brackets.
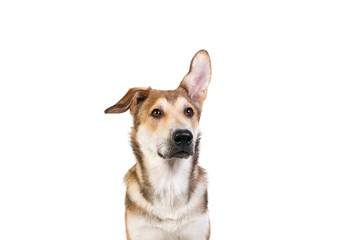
[158, 151, 192, 160]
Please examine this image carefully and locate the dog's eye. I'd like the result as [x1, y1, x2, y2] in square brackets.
[184, 107, 194, 117]
[151, 109, 162, 118]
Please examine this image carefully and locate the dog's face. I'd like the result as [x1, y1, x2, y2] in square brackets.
[135, 89, 201, 159]
[105, 50, 211, 161]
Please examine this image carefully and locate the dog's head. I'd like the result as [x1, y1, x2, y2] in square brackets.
[105, 50, 211, 160]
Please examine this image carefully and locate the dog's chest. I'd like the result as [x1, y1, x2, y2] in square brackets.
[150, 162, 190, 217]
[127, 210, 210, 240]
[125, 161, 209, 239]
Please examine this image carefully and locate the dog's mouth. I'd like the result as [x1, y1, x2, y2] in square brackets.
[158, 150, 192, 159]
[170, 151, 191, 159]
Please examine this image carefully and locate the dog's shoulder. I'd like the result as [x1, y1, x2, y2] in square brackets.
[124, 164, 138, 184]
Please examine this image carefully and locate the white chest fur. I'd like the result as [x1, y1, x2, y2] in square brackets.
[125, 155, 209, 239]
[126, 210, 210, 240]
[149, 156, 192, 215]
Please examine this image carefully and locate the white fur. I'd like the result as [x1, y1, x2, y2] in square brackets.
[127, 211, 209, 240]
[130, 129, 206, 220]
[126, 151, 209, 239]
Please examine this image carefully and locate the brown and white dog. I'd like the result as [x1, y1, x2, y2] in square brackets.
[105, 50, 212, 240]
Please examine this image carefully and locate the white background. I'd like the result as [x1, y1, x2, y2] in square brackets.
[1, 0, 359, 239]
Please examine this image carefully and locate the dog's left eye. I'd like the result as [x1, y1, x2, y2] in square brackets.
[151, 108, 162, 118]
[184, 107, 194, 117]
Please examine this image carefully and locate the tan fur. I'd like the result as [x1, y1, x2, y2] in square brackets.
[105, 87, 151, 114]
[207, 219, 211, 240]
[125, 210, 131, 240]
[106, 50, 212, 240]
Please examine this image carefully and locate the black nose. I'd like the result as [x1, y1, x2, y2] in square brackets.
[173, 129, 193, 145]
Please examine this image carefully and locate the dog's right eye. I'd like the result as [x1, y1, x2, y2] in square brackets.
[151, 109, 162, 118]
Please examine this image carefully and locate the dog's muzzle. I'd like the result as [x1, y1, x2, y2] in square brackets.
[168, 129, 194, 158]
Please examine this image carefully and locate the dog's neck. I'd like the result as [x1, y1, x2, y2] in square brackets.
[141, 154, 193, 198]
[129, 134, 205, 220]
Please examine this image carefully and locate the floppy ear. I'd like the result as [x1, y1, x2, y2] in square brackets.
[104, 87, 151, 114]
[178, 50, 211, 107]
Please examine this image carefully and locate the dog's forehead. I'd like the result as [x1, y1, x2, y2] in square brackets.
[146, 89, 190, 107]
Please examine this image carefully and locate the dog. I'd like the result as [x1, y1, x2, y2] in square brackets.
[105, 50, 212, 240]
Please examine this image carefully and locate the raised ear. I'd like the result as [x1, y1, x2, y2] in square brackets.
[104, 87, 151, 114]
[178, 49, 211, 107]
